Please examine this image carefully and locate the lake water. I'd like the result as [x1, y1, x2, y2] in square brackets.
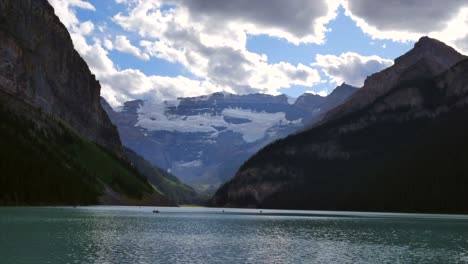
[1, 207, 468, 263]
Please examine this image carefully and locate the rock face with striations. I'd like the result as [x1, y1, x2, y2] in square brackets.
[0, 0, 172, 205]
[212, 37, 468, 213]
[0, 0, 123, 156]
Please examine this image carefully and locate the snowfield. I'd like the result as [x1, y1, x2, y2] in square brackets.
[136, 101, 302, 143]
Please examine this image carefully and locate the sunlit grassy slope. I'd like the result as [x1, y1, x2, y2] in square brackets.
[0, 94, 162, 205]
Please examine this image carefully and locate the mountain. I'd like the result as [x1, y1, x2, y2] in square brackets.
[103, 86, 357, 192]
[0, 0, 172, 205]
[211, 37, 468, 214]
[0, 0, 123, 157]
[124, 147, 206, 205]
[102, 97, 205, 204]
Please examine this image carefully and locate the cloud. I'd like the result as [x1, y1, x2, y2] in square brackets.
[74, 20, 94, 35]
[455, 36, 468, 52]
[48, 0, 95, 29]
[342, 0, 468, 53]
[48, 0, 327, 106]
[69, 33, 225, 107]
[52, 0, 468, 109]
[71, 35, 116, 75]
[113, 0, 341, 44]
[54, 0, 468, 108]
[49, 0, 224, 107]
[344, 0, 463, 33]
[49, 0, 114, 77]
[114, 0, 322, 96]
[305, 90, 328, 97]
[103, 39, 114, 50]
[114, 35, 150, 60]
[99, 70, 222, 106]
[314, 52, 393, 87]
[168, 0, 341, 44]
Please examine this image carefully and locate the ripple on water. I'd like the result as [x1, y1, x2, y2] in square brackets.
[0, 207, 467, 263]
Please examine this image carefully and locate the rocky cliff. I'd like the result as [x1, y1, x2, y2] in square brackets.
[0, 0, 171, 205]
[321, 37, 465, 124]
[211, 37, 468, 213]
[0, 0, 123, 156]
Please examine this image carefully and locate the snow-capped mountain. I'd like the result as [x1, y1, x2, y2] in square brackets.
[102, 84, 357, 190]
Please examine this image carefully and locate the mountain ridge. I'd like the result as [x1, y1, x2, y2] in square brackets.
[211, 37, 468, 213]
[320, 36, 466, 125]
[103, 86, 358, 190]
[0, 0, 178, 205]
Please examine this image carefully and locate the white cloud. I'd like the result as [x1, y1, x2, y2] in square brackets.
[74, 20, 94, 35]
[103, 39, 114, 50]
[455, 35, 468, 53]
[99, 70, 223, 106]
[342, 0, 468, 54]
[166, 0, 341, 45]
[112, 0, 342, 45]
[69, 33, 116, 75]
[114, 35, 150, 60]
[314, 52, 393, 87]
[305, 90, 328, 97]
[74, 40, 225, 106]
[48, 0, 328, 107]
[49, 0, 225, 107]
[51, 0, 468, 109]
[48, 0, 95, 29]
[48, 0, 107, 74]
[114, 0, 322, 96]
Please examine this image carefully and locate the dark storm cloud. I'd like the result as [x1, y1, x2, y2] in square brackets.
[345, 0, 468, 33]
[171, 0, 334, 40]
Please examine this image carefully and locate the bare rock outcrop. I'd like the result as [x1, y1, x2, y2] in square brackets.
[0, 0, 123, 156]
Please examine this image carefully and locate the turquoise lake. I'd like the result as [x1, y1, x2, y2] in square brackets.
[1, 207, 468, 263]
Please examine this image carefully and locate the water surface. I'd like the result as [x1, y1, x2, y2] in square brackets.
[1, 207, 468, 263]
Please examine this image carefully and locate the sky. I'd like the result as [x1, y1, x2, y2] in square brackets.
[48, 0, 468, 107]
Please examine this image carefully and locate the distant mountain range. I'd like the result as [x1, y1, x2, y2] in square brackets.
[103, 85, 357, 191]
[211, 37, 468, 214]
[0, 0, 195, 206]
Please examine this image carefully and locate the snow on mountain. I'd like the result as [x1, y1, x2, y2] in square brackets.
[137, 101, 301, 143]
[103, 86, 358, 190]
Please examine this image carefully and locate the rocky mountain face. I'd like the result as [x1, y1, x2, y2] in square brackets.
[321, 37, 465, 124]
[103, 86, 357, 191]
[211, 37, 468, 214]
[0, 0, 122, 156]
[0, 0, 173, 205]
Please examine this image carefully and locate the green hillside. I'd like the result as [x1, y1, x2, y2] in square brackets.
[0, 94, 168, 205]
[125, 148, 208, 205]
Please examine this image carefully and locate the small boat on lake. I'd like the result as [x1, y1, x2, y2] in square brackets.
[153, 210, 160, 214]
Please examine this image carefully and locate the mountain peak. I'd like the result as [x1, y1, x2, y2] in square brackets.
[324, 83, 359, 107]
[330, 83, 358, 94]
[321, 38, 465, 124]
[335, 82, 357, 91]
[414, 36, 445, 48]
[394, 36, 465, 72]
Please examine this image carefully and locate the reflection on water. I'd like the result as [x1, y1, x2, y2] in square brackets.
[1, 207, 468, 263]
